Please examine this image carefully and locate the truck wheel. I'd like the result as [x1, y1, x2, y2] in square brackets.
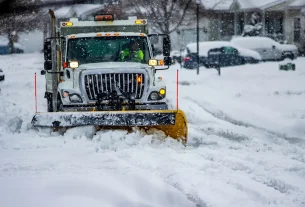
[56, 93, 63, 112]
[47, 97, 53, 112]
[47, 93, 63, 112]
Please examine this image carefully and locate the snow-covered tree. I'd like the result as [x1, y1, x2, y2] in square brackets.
[0, 0, 43, 53]
[242, 12, 263, 37]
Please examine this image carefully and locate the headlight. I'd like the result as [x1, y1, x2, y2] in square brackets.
[149, 92, 159, 100]
[69, 94, 82, 103]
[148, 89, 166, 101]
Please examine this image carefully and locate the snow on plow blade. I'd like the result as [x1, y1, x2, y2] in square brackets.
[31, 110, 188, 143]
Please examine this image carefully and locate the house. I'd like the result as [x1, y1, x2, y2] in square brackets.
[176, 0, 305, 53]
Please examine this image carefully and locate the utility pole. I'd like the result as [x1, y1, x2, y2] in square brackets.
[196, 0, 200, 75]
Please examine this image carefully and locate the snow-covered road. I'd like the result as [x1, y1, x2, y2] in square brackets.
[0, 53, 304, 207]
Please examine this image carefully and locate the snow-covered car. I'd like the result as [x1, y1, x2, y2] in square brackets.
[170, 50, 182, 63]
[0, 37, 24, 55]
[0, 45, 24, 55]
[182, 41, 261, 69]
[0, 69, 4, 81]
[230, 36, 299, 61]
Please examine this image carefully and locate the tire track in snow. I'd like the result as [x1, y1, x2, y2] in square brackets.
[172, 97, 305, 205]
[185, 97, 305, 145]
[182, 97, 305, 165]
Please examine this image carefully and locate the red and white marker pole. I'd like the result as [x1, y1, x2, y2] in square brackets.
[34, 73, 37, 113]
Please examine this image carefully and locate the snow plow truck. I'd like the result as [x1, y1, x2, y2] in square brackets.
[31, 10, 188, 143]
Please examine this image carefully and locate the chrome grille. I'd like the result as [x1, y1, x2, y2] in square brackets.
[84, 73, 145, 100]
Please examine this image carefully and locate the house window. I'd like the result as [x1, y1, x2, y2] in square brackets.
[294, 18, 301, 42]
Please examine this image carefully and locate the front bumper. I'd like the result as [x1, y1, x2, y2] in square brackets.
[32, 110, 176, 127]
[61, 102, 168, 112]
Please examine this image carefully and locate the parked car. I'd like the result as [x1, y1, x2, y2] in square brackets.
[0, 37, 24, 55]
[170, 50, 182, 64]
[230, 36, 299, 61]
[182, 41, 261, 69]
[0, 45, 24, 55]
[183, 53, 208, 69]
[0, 69, 4, 81]
[207, 46, 246, 68]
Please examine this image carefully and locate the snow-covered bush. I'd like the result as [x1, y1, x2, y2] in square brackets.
[242, 12, 262, 37]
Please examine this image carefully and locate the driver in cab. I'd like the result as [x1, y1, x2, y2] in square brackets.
[121, 40, 144, 62]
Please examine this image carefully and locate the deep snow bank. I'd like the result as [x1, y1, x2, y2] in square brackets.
[0, 53, 305, 207]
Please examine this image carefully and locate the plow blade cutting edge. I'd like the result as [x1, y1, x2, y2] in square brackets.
[31, 110, 188, 143]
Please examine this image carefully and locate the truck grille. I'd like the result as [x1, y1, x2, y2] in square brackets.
[84, 73, 145, 100]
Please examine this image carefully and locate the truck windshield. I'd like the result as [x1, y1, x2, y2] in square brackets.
[67, 36, 150, 65]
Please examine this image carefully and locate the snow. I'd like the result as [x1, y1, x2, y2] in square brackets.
[0, 36, 23, 49]
[200, 0, 234, 10]
[186, 41, 262, 59]
[1, 53, 305, 206]
[231, 36, 298, 52]
[238, 0, 286, 10]
[54, 4, 105, 19]
[231, 36, 279, 49]
[289, 0, 305, 7]
[200, 0, 294, 10]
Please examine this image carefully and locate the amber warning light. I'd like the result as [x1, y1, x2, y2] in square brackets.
[94, 14, 114, 21]
[137, 76, 142, 83]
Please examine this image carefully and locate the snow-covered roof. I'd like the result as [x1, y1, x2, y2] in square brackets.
[289, 0, 305, 7]
[237, 0, 286, 10]
[200, 0, 234, 10]
[54, 4, 105, 19]
[200, 0, 304, 11]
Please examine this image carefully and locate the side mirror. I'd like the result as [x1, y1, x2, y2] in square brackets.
[44, 40, 52, 61]
[163, 37, 171, 57]
[164, 56, 172, 66]
[43, 40, 52, 70]
[44, 60, 52, 70]
[41, 70, 46, 75]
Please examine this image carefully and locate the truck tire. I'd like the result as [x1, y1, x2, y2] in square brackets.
[47, 93, 63, 112]
[57, 93, 63, 111]
[47, 97, 53, 112]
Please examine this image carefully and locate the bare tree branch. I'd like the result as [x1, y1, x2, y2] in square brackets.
[123, 0, 193, 35]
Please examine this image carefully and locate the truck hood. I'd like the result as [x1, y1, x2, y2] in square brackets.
[78, 62, 148, 70]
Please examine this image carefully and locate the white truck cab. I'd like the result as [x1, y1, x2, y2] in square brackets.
[42, 13, 172, 112]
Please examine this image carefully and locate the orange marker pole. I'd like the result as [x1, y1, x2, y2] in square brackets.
[34, 73, 37, 113]
[176, 69, 179, 110]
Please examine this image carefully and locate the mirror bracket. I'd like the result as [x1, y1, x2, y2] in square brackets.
[41, 70, 64, 76]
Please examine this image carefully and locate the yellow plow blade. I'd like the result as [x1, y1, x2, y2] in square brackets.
[31, 109, 188, 143]
[154, 110, 188, 143]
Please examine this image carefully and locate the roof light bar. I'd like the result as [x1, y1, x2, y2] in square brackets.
[62, 22, 73, 27]
[94, 14, 114, 21]
[135, 19, 147, 24]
